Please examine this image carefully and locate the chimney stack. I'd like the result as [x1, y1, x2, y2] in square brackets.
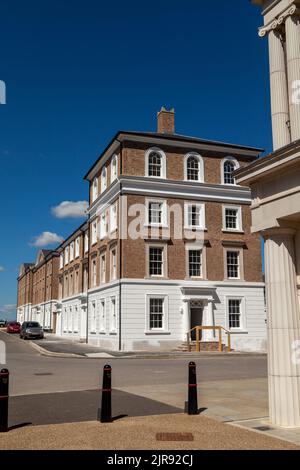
[157, 107, 175, 134]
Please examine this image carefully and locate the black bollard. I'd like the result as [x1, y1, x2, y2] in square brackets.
[187, 362, 198, 415]
[0, 368, 9, 432]
[98, 364, 112, 423]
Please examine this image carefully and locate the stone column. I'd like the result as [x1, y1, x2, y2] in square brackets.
[268, 28, 291, 150]
[286, 11, 300, 142]
[263, 228, 300, 428]
[202, 300, 214, 342]
[182, 300, 190, 341]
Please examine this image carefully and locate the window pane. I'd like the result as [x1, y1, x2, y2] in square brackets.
[188, 205, 200, 227]
[149, 247, 163, 276]
[189, 250, 202, 277]
[149, 298, 164, 329]
[227, 251, 239, 278]
[224, 161, 235, 184]
[187, 156, 200, 181]
[149, 202, 162, 224]
[149, 152, 162, 177]
[225, 209, 238, 229]
[229, 299, 241, 328]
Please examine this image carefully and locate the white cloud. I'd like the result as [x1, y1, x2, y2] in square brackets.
[0, 304, 16, 321]
[51, 201, 88, 219]
[30, 231, 64, 248]
[0, 266, 4, 272]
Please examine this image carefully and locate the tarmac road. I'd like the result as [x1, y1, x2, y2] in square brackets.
[0, 331, 268, 427]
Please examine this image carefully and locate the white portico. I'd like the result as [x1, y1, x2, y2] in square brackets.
[181, 287, 216, 342]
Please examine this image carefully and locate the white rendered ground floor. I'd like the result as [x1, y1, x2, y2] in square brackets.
[44, 279, 267, 352]
[17, 300, 58, 332]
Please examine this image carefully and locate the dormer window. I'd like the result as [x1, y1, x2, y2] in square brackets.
[101, 167, 107, 193]
[185, 153, 204, 182]
[145, 148, 166, 179]
[222, 157, 239, 185]
[92, 177, 98, 202]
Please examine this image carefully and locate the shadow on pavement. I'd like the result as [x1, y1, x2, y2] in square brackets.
[9, 389, 182, 427]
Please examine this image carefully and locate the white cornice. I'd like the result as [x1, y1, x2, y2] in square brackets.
[88, 176, 252, 217]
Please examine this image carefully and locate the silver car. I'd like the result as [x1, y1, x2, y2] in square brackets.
[20, 321, 44, 340]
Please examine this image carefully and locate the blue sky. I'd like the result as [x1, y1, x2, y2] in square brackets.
[0, 0, 271, 319]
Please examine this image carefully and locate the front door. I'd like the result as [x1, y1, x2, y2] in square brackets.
[190, 304, 204, 341]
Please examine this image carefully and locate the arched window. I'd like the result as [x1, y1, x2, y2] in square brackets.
[101, 167, 107, 193]
[145, 148, 166, 178]
[222, 158, 239, 185]
[92, 177, 98, 202]
[184, 153, 204, 182]
[111, 155, 118, 183]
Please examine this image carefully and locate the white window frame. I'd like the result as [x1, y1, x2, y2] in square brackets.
[75, 237, 80, 258]
[110, 247, 117, 281]
[110, 155, 118, 183]
[225, 296, 246, 332]
[65, 246, 69, 265]
[221, 157, 240, 186]
[184, 202, 206, 230]
[109, 296, 117, 334]
[101, 167, 107, 193]
[84, 232, 89, 253]
[147, 244, 167, 278]
[222, 205, 243, 232]
[92, 219, 98, 245]
[100, 211, 107, 240]
[90, 301, 97, 333]
[145, 147, 166, 179]
[100, 252, 106, 284]
[59, 253, 64, 269]
[145, 198, 168, 228]
[186, 247, 204, 279]
[224, 248, 244, 281]
[92, 257, 97, 287]
[73, 306, 79, 333]
[145, 294, 169, 334]
[184, 152, 204, 182]
[70, 242, 74, 262]
[68, 306, 73, 333]
[110, 203, 117, 233]
[92, 177, 98, 202]
[99, 299, 106, 333]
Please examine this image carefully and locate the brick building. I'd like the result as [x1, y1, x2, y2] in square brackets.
[17, 108, 266, 351]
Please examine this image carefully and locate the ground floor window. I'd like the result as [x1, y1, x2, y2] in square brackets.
[228, 299, 242, 329]
[149, 298, 164, 330]
[110, 297, 117, 333]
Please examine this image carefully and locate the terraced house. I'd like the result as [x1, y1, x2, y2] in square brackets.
[17, 108, 266, 352]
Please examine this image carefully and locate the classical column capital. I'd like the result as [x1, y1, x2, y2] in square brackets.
[278, 4, 300, 24]
[262, 227, 297, 240]
[258, 3, 300, 38]
[258, 20, 279, 38]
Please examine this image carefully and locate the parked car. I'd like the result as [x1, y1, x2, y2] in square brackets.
[0, 319, 6, 328]
[20, 322, 44, 340]
[6, 321, 21, 334]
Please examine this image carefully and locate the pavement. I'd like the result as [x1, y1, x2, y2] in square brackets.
[31, 333, 257, 359]
[1, 414, 299, 450]
[1, 330, 300, 449]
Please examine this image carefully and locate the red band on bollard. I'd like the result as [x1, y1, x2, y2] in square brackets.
[0, 396, 8, 399]
[102, 389, 112, 392]
[0, 373, 9, 376]
[188, 384, 197, 387]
